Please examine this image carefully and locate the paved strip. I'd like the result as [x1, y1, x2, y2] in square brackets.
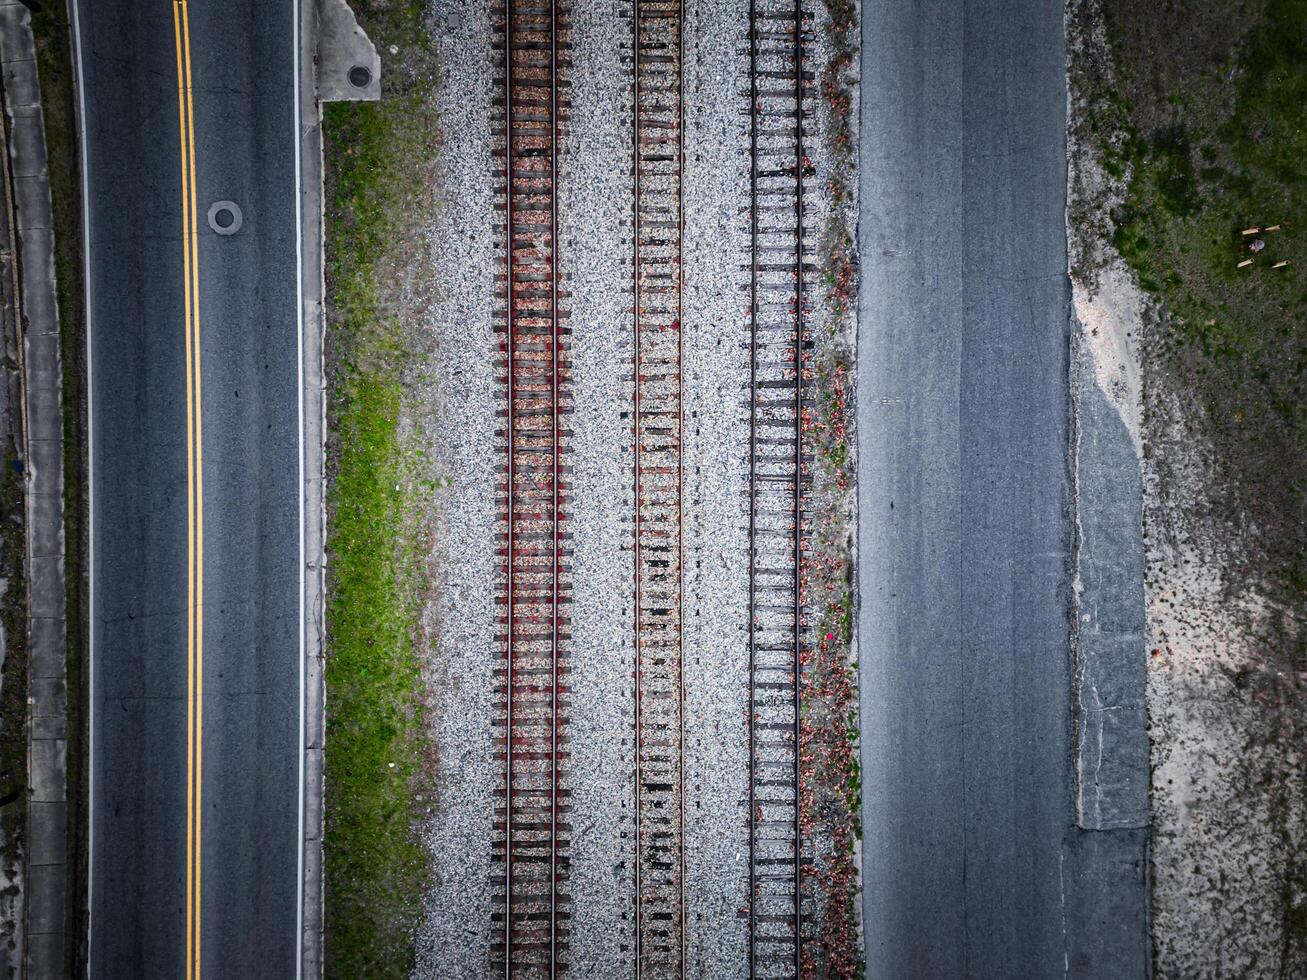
[855, 0, 1148, 975]
[78, 1, 302, 974]
[0, 3, 70, 974]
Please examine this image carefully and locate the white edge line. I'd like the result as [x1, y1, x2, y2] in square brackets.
[68, 0, 94, 971]
[293, 0, 306, 975]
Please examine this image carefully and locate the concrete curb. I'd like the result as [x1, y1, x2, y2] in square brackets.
[298, 1, 330, 976]
[0, 2, 68, 977]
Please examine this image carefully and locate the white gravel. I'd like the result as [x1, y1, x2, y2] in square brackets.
[680, 0, 753, 974]
[413, 0, 500, 973]
[563, 0, 638, 973]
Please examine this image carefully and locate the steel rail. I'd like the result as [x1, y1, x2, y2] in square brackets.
[502, 0, 515, 969]
[791, 0, 805, 971]
[633, 2, 643, 968]
[746, 0, 760, 971]
[549, 0, 561, 973]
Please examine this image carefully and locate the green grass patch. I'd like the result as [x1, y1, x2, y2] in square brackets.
[322, 2, 438, 976]
[1102, 0, 1307, 599]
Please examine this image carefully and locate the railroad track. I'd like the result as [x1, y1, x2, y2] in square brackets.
[746, 0, 814, 975]
[632, 0, 686, 975]
[494, 0, 572, 975]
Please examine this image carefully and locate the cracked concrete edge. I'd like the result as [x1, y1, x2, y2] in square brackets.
[301, 0, 330, 977]
[0, 2, 68, 977]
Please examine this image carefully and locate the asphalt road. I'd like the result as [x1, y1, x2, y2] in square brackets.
[77, 1, 302, 975]
[856, 1, 1148, 975]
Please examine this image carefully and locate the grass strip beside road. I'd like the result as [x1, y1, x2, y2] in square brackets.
[322, 3, 437, 975]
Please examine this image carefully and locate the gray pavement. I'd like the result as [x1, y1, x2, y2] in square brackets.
[76, 1, 302, 975]
[855, 1, 1148, 975]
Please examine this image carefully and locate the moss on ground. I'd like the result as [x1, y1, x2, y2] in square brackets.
[321, 2, 438, 976]
[1098, 0, 1307, 602]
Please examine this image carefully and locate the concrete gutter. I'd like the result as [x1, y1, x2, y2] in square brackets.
[1069, 324, 1149, 832]
[299, 0, 325, 973]
[0, 2, 68, 976]
[299, 2, 378, 976]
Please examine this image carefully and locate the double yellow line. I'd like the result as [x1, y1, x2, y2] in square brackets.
[172, 2, 205, 977]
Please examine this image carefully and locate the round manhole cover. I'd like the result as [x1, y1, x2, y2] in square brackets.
[206, 200, 243, 236]
[348, 65, 372, 89]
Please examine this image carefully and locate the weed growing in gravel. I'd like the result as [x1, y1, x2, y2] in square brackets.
[798, 0, 862, 972]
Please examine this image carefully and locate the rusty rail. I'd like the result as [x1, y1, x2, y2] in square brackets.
[495, 0, 572, 974]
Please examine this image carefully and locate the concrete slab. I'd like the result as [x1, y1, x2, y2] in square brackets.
[24, 864, 63, 936]
[26, 436, 61, 483]
[28, 617, 62, 679]
[30, 676, 65, 719]
[30, 714, 65, 740]
[24, 932, 63, 980]
[16, 229, 57, 330]
[1063, 828, 1150, 978]
[0, 4, 32, 66]
[26, 802, 65, 867]
[7, 106, 46, 178]
[2, 56, 39, 109]
[305, 649, 323, 750]
[24, 328, 56, 367]
[29, 493, 63, 559]
[13, 174, 51, 230]
[316, 0, 380, 102]
[22, 361, 61, 401]
[303, 747, 323, 842]
[27, 556, 63, 620]
[25, 378, 58, 426]
[29, 738, 65, 803]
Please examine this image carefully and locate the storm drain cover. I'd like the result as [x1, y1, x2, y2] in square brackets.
[207, 200, 243, 236]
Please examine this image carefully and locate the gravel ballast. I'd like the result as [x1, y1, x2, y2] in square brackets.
[408, 0, 860, 973]
[414, 0, 500, 970]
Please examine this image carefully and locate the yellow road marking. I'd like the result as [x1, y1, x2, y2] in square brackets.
[172, 3, 203, 977]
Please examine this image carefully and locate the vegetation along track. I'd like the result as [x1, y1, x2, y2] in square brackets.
[632, 0, 687, 975]
[746, 0, 814, 974]
[494, 0, 573, 974]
